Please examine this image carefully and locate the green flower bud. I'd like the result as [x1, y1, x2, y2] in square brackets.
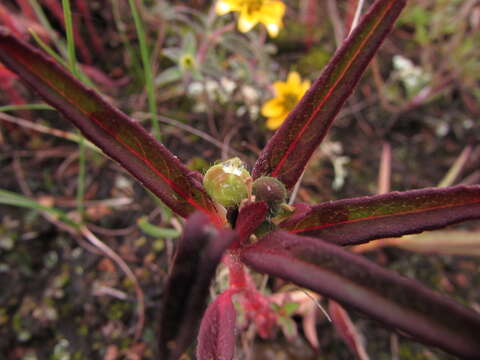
[203, 157, 251, 208]
[252, 176, 287, 208]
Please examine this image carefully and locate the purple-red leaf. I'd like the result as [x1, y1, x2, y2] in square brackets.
[241, 231, 480, 359]
[197, 290, 237, 360]
[0, 28, 221, 222]
[280, 185, 480, 246]
[234, 201, 268, 245]
[253, 0, 406, 189]
[158, 212, 236, 360]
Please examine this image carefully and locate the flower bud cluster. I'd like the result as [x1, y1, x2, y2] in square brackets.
[203, 157, 251, 208]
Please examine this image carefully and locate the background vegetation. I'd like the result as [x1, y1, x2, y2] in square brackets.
[0, 0, 479, 359]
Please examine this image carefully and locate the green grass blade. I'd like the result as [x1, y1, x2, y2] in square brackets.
[29, 29, 68, 68]
[62, 0, 85, 220]
[62, 0, 79, 77]
[127, 0, 160, 140]
[0, 189, 79, 229]
[137, 216, 180, 238]
[0, 104, 54, 112]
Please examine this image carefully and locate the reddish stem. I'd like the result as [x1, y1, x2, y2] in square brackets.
[197, 23, 235, 65]
[75, 0, 105, 56]
[224, 250, 278, 338]
[225, 250, 248, 289]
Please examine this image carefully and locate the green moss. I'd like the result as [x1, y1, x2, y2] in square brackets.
[107, 302, 130, 320]
[398, 344, 431, 360]
[77, 324, 88, 337]
[297, 46, 330, 74]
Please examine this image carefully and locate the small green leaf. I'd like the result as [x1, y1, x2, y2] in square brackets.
[278, 316, 297, 339]
[137, 216, 180, 238]
[281, 302, 300, 316]
[155, 67, 182, 87]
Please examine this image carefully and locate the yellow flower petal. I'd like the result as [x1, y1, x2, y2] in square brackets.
[286, 71, 301, 87]
[266, 115, 286, 130]
[266, 0, 286, 17]
[263, 70, 309, 131]
[273, 81, 289, 95]
[237, 12, 258, 33]
[261, 98, 284, 117]
[257, 1, 285, 37]
[266, 23, 280, 37]
[220, 0, 285, 37]
[215, 0, 236, 15]
[257, 2, 285, 21]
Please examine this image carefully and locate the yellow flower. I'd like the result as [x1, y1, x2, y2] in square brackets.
[261, 72, 311, 130]
[215, 0, 286, 37]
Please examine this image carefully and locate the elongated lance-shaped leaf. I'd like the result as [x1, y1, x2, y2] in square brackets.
[0, 28, 221, 222]
[197, 290, 237, 360]
[252, 0, 406, 189]
[241, 231, 480, 358]
[158, 212, 236, 360]
[234, 201, 268, 246]
[280, 185, 480, 246]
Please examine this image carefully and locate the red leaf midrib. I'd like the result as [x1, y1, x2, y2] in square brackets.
[288, 198, 480, 233]
[271, 0, 397, 178]
[3, 40, 220, 222]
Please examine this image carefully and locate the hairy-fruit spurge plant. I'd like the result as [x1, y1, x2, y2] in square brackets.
[1, 0, 480, 358]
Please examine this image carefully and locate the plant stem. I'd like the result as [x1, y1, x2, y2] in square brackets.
[111, 0, 144, 81]
[28, 0, 58, 39]
[0, 111, 99, 152]
[29, 29, 68, 68]
[128, 0, 160, 140]
[77, 136, 86, 215]
[62, 0, 79, 78]
[225, 251, 248, 289]
[438, 145, 472, 187]
[62, 0, 85, 220]
[28, 0, 69, 60]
